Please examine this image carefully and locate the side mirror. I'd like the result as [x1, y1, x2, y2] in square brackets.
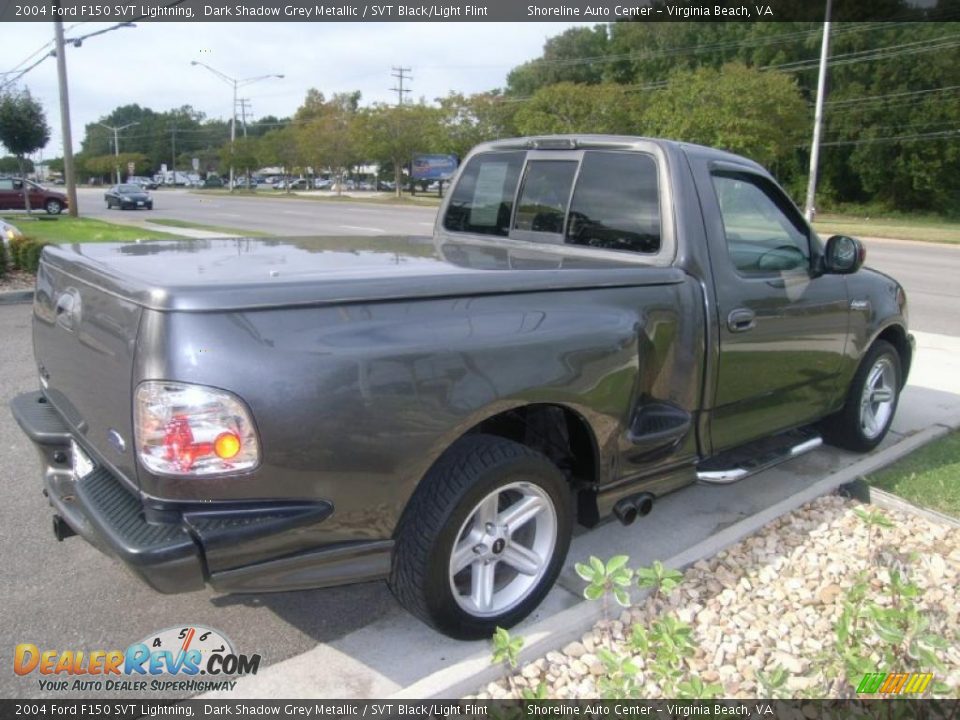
[824, 235, 865, 274]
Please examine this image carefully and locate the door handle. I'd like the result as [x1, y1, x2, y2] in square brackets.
[727, 308, 756, 333]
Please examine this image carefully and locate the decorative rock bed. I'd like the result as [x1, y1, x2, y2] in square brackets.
[476, 495, 960, 699]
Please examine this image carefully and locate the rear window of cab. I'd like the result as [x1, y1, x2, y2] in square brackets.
[443, 150, 661, 255]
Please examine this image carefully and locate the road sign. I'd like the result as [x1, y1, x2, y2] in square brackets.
[192, 157, 200, 171]
[127, 162, 135, 176]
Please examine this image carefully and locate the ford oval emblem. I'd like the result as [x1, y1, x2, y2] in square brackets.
[107, 429, 126, 454]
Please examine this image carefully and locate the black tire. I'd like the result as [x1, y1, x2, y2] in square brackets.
[389, 434, 572, 639]
[822, 340, 902, 452]
[45, 199, 62, 215]
[106, 200, 112, 209]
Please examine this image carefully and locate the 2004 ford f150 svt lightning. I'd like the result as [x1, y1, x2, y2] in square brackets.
[12, 136, 913, 639]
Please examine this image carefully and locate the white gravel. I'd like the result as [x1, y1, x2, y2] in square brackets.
[477, 495, 960, 699]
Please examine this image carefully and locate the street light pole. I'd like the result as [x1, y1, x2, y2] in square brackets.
[804, 0, 833, 223]
[99, 121, 139, 184]
[190, 61, 283, 192]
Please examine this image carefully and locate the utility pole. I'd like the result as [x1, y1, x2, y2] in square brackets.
[237, 98, 252, 138]
[390, 66, 412, 106]
[53, 18, 78, 217]
[170, 125, 177, 185]
[98, 121, 138, 184]
[804, 0, 833, 223]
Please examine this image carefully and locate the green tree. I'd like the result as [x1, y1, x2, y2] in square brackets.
[507, 25, 610, 96]
[0, 88, 51, 212]
[259, 126, 302, 192]
[219, 137, 260, 188]
[0, 155, 32, 173]
[356, 103, 442, 197]
[435, 91, 519, 161]
[296, 92, 362, 195]
[514, 82, 643, 136]
[644, 62, 807, 174]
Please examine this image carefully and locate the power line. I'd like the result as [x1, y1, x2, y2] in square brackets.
[390, 66, 412, 106]
[801, 129, 960, 148]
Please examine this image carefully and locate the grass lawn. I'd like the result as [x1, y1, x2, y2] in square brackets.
[814, 213, 960, 245]
[146, 218, 273, 237]
[2, 215, 182, 243]
[865, 431, 960, 518]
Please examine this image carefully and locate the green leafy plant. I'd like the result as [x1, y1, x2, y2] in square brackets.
[676, 675, 723, 699]
[575, 555, 633, 635]
[520, 680, 548, 700]
[827, 566, 952, 698]
[596, 646, 641, 699]
[490, 626, 524, 697]
[756, 665, 790, 699]
[635, 560, 684, 600]
[853, 507, 894, 564]
[639, 615, 697, 697]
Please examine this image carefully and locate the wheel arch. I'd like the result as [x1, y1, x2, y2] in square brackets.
[414, 402, 602, 529]
[871, 323, 912, 388]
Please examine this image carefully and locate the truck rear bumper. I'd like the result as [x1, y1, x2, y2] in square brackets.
[11, 390, 390, 595]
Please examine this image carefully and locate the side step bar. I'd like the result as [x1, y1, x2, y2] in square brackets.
[696, 428, 823, 485]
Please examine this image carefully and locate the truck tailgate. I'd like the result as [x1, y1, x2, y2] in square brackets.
[33, 255, 142, 491]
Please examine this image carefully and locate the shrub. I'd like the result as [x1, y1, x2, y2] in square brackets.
[6, 237, 50, 273]
[22, 239, 49, 273]
[8, 235, 28, 270]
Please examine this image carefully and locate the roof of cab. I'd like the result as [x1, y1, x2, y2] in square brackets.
[476, 134, 766, 173]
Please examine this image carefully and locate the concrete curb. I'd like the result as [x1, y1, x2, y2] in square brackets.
[392, 422, 954, 700]
[0, 289, 33, 305]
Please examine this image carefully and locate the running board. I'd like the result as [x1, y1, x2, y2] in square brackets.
[696, 428, 823, 485]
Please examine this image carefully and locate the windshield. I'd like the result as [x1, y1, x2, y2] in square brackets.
[118, 184, 144, 193]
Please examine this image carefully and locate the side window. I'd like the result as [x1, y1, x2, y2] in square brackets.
[712, 173, 810, 275]
[566, 151, 661, 254]
[442, 151, 524, 237]
[0, 179, 13, 191]
[512, 161, 578, 235]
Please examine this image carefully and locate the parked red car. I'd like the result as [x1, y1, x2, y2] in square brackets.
[0, 177, 68, 214]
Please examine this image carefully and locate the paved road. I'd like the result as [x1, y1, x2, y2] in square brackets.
[77, 187, 439, 237]
[860, 237, 960, 336]
[71, 188, 959, 336]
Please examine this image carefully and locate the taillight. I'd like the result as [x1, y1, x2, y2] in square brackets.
[134, 381, 260, 476]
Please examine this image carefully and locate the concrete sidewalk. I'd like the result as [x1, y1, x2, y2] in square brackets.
[203, 330, 960, 700]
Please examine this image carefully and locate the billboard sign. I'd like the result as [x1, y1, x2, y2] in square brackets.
[411, 154, 458, 181]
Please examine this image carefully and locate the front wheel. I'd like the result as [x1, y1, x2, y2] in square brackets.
[389, 434, 572, 639]
[822, 340, 902, 452]
[45, 199, 62, 215]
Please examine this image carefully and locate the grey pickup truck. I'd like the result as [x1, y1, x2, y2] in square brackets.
[12, 136, 912, 639]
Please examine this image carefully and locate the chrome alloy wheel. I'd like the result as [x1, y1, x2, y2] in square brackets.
[448, 481, 557, 617]
[859, 356, 896, 440]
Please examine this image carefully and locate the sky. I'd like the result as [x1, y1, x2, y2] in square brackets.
[0, 21, 594, 159]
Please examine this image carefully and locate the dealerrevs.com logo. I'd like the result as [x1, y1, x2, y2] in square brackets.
[14, 625, 261, 693]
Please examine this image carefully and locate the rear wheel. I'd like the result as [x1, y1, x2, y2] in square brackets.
[45, 199, 62, 215]
[389, 434, 571, 639]
[822, 340, 901, 452]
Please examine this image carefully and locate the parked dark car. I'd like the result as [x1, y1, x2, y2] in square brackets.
[0, 177, 68, 214]
[202, 176, 224, 188]
[104, 184, 154, 210]
[12, 135, 912, 640]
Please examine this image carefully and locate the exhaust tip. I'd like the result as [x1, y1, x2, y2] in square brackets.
[634, 493, 654, 517]
[52, 515, 76, 542]
[613, 498, 638, 526]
